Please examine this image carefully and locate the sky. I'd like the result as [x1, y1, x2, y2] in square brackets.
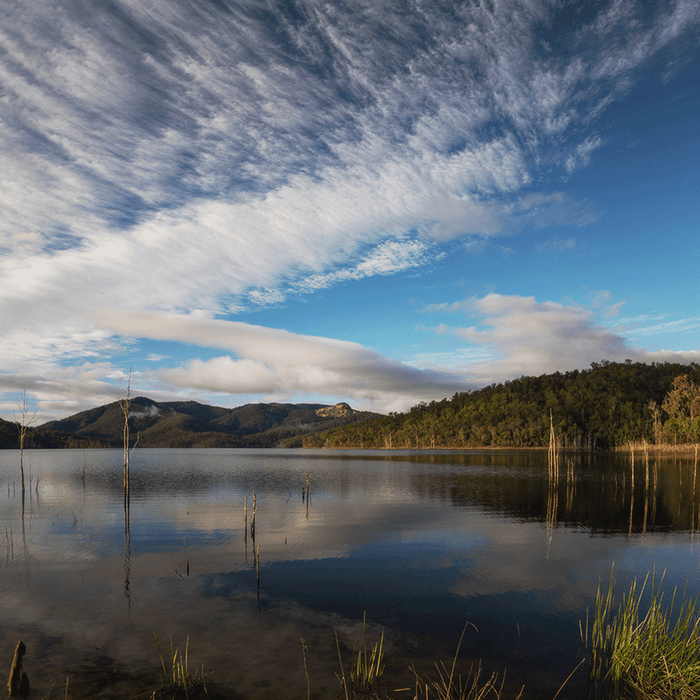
[1, 0, 700, 423]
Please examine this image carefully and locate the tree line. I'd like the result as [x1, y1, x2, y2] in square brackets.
[303, 361, 700, 450]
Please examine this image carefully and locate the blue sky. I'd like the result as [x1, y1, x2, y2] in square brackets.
[1, 0, 699, 422]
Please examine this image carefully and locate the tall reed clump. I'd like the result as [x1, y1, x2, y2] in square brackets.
[584, 567, 700, 700]
[335, 618, 512, 700]
[152, 632, 211, 699]
[411, 624, 514, 700]
[336, 612, 386, 699]
[413, 660, 510, 700]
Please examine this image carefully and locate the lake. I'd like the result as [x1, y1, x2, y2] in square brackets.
[1, 448, 700, 699]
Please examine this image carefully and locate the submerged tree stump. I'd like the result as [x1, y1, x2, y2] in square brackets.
[7, 640, 29, 698]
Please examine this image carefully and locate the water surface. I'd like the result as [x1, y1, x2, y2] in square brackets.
[1, 448, 700, 699]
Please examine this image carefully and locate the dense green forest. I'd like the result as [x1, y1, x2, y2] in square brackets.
[303, 361, 700, 450]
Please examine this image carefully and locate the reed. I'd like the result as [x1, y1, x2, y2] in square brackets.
[413, 661, 509, 700]
[152, 632, 211, 699]
[584, 567, 700, 699]
[335, 612, 387, 699]
[301, 639, 311, 700]
[411, 624, 515, 700]
[350, 612, 385, 698]
[334, 617, 514, 700]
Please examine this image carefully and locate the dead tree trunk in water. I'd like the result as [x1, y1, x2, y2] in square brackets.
[119, 371, 139, 500]
[13, 392, 36, 505]
[119, 375, 132, 497]
[7, 640, 29, 698]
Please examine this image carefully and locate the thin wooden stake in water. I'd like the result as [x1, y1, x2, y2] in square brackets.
[251, 491, 256, 539]
[628, 450, 635, 536]
[548, 410, 558, 477]
[256, 543, 261, 612]
[120, 371, 132, 498]
[301, 639, 311, 700]
[243, 495, 248, 562]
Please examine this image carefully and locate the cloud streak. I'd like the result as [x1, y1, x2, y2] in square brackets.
[97, 310, 470, 412]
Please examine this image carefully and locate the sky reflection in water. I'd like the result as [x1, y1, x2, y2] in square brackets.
[2, 448, 700, 699]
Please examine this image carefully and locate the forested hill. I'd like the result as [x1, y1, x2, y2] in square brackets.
[1, 399, 380, 449]
[303, 361, 700, 450]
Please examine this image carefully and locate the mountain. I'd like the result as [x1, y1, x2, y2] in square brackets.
[303, 361, 700, 450]
[0, 415, 103, 450]
[7, 398, 380, 449]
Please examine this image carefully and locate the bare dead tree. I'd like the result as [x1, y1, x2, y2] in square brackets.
[119, 370, 139, 497]
[13, 391, 37, 500]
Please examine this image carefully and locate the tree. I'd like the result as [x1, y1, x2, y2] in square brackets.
[661, 375, 700, 443]
[119, 371, 139, 496]
[13, 390, 37, 498]
[648, 400, 662, 444]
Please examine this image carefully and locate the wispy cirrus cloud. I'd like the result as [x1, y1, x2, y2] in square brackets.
[4, 0, 692, 252]
[538, 237, 576, 252]
[1, 0, 698, 416]
[291, 238, 438, 296]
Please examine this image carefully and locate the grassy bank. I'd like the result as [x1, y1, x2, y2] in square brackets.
[584, 568, 700, 700]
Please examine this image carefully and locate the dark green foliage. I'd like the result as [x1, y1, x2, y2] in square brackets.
[303, 361, 700, 450]
[658, 374, 700, 444]
[0, 416, 105, 449]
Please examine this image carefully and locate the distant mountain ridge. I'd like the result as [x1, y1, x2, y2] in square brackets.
[0, 398, 380, 449]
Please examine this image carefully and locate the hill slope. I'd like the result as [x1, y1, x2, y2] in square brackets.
[303, 361, 700, 450]
[18, 398, 379, 449]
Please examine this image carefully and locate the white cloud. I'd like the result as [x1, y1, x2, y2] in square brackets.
[146, 354, 169, 363]
[565, 135, 602, 173]
[632, 317, 700, 336]
[95, 297, 700, 415]
[0, 0, 698, 416]
[537, 237, 576, 252]
[591, 291, 627, 318]
[293, 238, 436, 295]
[436, 294, 700, 384]
[96, 310, 471, 412]
[0, 363, 125, 422]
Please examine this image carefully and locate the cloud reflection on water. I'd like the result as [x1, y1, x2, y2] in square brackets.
[2, 448, 700, 698]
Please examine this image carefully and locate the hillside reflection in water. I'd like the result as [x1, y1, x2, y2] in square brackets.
[1, 448, 700, 699]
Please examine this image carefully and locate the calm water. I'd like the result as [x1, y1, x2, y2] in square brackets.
[1, 448, 700, 699]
